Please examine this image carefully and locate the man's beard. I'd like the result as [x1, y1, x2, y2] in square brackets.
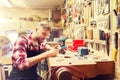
[37, 38, 42, 44]
[37, 38, 44, 44]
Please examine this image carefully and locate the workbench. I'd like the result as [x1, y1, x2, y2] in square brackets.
[0, 51, 115, 80]
[48, 51, 115, 80]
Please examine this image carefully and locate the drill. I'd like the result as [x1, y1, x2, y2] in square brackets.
[59, 37, 67, 54]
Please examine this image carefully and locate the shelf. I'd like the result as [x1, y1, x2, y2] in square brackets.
[84, 39, 94, 43]
[84, 39, 106, 45]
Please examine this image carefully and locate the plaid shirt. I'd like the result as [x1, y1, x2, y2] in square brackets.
[12, 35, 46, 70]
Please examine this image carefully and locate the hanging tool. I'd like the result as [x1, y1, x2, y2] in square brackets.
[105, 32, 110, 56]
[112, 32, 118, 61]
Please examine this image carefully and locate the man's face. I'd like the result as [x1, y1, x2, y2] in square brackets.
[36, 28, 50, 43]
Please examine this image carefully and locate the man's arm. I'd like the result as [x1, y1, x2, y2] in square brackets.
[12, 38, 59, 70]
[27, 48, 59, 69]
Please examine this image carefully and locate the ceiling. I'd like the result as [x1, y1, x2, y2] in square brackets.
[0, 0, 64, 9]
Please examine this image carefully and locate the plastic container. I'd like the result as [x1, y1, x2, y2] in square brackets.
[78, 47, 88, 56]
[72, 40, 84, 51]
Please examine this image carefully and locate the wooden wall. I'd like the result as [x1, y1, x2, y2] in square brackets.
[62, 0, 120, 79]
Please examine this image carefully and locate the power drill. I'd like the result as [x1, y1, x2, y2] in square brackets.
[59, 37, 67, 54]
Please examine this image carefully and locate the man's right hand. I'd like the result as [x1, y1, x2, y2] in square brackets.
[45, 46, 60, 57]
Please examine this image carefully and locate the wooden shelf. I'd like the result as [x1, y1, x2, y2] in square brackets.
[84, 39, 94, 43]
[84, 39, 106, 45]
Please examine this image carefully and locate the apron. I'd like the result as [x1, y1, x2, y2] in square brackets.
[9, 44, 45, 80]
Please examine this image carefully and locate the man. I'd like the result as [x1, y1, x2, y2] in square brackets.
[9, 21, 59, 80]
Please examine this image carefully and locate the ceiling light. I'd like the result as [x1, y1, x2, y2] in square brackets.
[0, 0, 13, 7]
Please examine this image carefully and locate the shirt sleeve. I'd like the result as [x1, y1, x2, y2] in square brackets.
[12, 37, 29, 70]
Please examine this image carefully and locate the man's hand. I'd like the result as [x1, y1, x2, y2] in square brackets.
[45, 45, 61, 57]
[54, 45, 62, 50]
